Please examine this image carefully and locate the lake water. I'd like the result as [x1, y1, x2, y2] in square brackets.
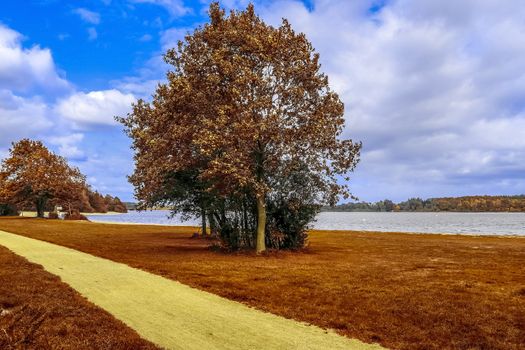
[86, 210, 525, 236]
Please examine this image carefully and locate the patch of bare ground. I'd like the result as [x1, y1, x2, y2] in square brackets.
[0, 217, 524, 350]
[0, 242, 159, 349]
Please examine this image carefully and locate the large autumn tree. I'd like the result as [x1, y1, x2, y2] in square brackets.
[120, 3, 361, 252]
[0, 139, 87, 217]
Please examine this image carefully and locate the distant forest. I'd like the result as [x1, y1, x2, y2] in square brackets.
[74, 189, 128, 213]
[328, 195, 525, 212]
[17, 189, 129, 214]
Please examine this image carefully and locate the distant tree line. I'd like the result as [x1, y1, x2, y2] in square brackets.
[328, 199, 396, 212]
[14, 188, 127, 215]
[330, 195, 525, 212]
[74, 188, 128, 214]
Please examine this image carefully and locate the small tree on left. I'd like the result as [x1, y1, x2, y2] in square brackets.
[0, 139, 87, 217]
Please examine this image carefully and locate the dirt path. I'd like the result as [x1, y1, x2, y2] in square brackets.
[0, 230, 384, 350]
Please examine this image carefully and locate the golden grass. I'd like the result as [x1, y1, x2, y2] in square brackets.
[0, 229, 382, 350]
[0, 217, 524, 349]
[0, 242, 158, 349]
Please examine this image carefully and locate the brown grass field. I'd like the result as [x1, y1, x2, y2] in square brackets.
[0, 217, 524, 350]
[0, 242, 158, 349]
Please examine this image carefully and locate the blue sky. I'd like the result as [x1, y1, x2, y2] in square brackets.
[1, 0, 524, 202]
[0, 0, 202, 91]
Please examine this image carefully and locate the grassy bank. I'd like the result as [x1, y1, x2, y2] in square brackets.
[0, 217, 524, 349]
[0, 244, 158, 349]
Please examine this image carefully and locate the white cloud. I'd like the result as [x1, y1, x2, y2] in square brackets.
[0, 24, 70, 93]
[73, 8, 101, 25]
[0, 89, 53, 149]
[160, 27, 189, 51]
[130, 0, 191, 17]
[252, 0, 525, 201]
[0, 23, 135, 200]
[87, 27, 98, 41]
[113, 77, 160, 99]
[0, 24, 65, 160]
[48, 133, 86, 160]
[54, 89, 136, 129]
[139, 33, 153, 42]
[5, 2, 522, 202]
[111, 0, 525, 201]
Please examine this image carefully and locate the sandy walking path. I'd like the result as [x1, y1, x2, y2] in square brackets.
[0, 230, 384, 350]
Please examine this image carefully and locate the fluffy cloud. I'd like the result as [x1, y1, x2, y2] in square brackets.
[253, 0, 525, 201]
[74, 143, 135, 195]
[0, 90, 53, 149]
[113, 76, 161, 98]
[139, 34, 153, 42]
[73, 8, 101, 25]
[48, 133, 86, 161]
[87, 27, 98, 41]
[130, 0, 191, 17]
[122, 0, 525, 200]
[0, 24, 70, 93]
[0, 25, 63, 155]
[0, 24, 135, 200]
[3, 1, 525, 202]
[160, 27, 189, 51]
[54, 89, 135, 129]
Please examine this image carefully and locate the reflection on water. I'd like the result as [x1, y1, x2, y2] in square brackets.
[87, 210, 525, 236]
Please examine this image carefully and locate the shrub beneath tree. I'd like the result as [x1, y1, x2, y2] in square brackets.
[0, 203, 18, 217]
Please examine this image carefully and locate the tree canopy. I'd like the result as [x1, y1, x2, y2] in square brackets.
[119, 3, 361, 252]
[0, 139, 128, 217]
[0, 139, 87, 217]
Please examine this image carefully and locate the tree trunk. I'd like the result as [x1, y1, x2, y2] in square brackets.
[35, 197, 46, 218]
[201, 206, 207, 237]
[208, 212, 216, 237]
[241, 198, 248, 246]
[256, 194, 266, 253]
[242, 199, 249, 233]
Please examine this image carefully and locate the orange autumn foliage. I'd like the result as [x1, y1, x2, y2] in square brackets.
[119, 3, 361, 252]
[0, 139, 86, 217]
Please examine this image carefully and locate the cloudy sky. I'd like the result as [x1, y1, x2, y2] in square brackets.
[1, 0, 524, 202]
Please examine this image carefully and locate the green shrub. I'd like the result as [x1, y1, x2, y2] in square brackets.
[266, 199, 319, 249]
[64, 209, 89, 221]
[214, 197, 318, 251]
[0, 203, 19, 216]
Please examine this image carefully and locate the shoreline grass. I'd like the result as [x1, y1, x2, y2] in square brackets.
[0, 217, 524, 349]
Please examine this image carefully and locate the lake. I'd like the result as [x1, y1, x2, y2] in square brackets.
[86, 210, 525, 236]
